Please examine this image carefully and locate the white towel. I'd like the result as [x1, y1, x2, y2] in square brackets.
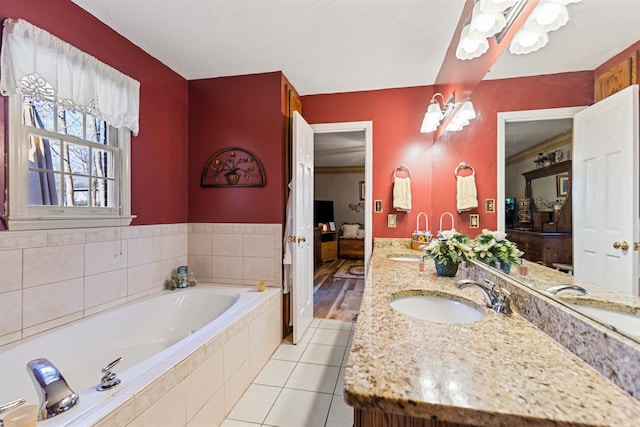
[393, 176, 412, 211]
[457, 175, 478, 212]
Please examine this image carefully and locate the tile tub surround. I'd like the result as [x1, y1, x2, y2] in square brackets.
[471, 261, 640, 400]
[187, 223, 282, 288]
[344, 244, 640, 426]
[0, 222, 282, 349]
[74, 287, 282, 427]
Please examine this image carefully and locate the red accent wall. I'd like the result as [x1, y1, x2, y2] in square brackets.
[302, 72, 593, 238]
[0, 0, 189, 229]
[428, 71, 593, 236]
[302, 87, 435, 238]
[187, 72, 285, 224]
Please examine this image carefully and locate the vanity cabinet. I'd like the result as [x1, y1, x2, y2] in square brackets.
[506, 229, 572, 267]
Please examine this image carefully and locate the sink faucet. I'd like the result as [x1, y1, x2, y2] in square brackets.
[546, 284, 588, 296]
[455, 278, 512, 314]
[27, 358, 79, 420]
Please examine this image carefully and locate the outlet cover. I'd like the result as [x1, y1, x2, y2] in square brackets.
[388, 214, 396, 227]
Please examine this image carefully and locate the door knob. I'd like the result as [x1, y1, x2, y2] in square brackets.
[613, 241, 629, 250]
[634, 242, 640, 251]
[287, 236, 306, 243]
[297, 236, 306, 243]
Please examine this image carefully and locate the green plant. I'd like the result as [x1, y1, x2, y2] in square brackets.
[424, 229, 473, 265]
[472, 229, 523, 266]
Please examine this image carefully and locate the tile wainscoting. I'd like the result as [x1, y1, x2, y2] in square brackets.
[0, 222, 283, 349]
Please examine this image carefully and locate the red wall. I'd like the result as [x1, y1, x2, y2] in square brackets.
[302, 87, 435, 238]
[433, 71, 594, 235]
[0, 0, 189, 229]
[302, 72, 593, 238]
[188, 72, 285, 224]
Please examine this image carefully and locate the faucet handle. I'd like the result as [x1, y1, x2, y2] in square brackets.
[493, 288, 512, 314]
[482, 278, 495, 291]
[97, 357, 122, 391]
[0, 398, 25, 414]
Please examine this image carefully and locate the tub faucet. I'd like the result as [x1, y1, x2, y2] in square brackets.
[455, 278, 512, 314]
[27, 358, 79, 420]
[0, 398, 26, 427]
[546, 284, 588, 296]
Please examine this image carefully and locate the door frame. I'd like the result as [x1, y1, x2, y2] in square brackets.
[311, 121, 374, 269]
[496, 106, 586, 232]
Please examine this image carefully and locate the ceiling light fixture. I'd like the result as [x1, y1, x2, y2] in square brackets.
[509, 0, 582, 55]
[456, 21, 489, 60]
[469, 1, 507, 39]
[420, 93, 455, 133]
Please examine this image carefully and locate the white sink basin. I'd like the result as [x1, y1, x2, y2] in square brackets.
[388, 256, 420, 262]
[567, 303, 640, 339]
[389, 294, 484, 324]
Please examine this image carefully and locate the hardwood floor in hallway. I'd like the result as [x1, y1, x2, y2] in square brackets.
[313, 259, 364, 322]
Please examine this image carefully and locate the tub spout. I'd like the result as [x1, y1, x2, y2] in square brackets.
[27, 358, 79, 420]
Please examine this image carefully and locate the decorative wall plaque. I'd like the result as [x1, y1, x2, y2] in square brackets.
[201, 147, 266, 187]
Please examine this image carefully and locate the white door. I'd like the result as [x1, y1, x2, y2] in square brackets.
[291, 111, 315, 344]
[573, 84, 639, 295]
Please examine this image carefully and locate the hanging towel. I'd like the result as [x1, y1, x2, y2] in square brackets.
[457, 175, 478, 212]
[393, 176, 412, 211]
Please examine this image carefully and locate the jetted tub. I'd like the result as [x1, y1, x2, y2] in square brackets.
[0, 285, 279, 426]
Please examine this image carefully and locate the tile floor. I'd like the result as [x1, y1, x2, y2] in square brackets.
[221, 318, 355, 427]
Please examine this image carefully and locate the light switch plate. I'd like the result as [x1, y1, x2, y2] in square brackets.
[470, 214, 479, 228]
[388, 214, 396, 227]
[374, 200, 383, 213]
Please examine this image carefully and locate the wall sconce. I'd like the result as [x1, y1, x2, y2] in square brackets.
[509, 0, 582, 55]
[446, 99, 477, 132]
[420, 93, 455, 133]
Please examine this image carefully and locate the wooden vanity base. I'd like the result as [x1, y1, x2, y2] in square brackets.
[354, 408, 474, 427]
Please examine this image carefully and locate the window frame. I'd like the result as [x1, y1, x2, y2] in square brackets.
[4, 96, 134, 230]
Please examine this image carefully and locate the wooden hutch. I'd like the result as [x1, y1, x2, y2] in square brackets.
[507, 161, 573, 267]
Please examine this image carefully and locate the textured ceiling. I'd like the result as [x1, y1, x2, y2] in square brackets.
[70, 1, 640, 95]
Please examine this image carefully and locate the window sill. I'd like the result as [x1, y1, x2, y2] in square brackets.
[3, 215, 136, 231]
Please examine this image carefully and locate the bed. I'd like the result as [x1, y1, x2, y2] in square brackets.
[339, 223, 365, 259]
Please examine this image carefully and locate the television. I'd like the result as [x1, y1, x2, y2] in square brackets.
[314, 200, 334, 225]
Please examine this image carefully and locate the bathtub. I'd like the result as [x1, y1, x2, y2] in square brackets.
[0, 285, 282, 426]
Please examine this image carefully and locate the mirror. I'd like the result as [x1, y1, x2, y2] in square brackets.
[496, 106, 640, 344]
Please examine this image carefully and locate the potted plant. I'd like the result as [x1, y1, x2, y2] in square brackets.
[472, 229, 524, 274]
[423, 229, 474, 277]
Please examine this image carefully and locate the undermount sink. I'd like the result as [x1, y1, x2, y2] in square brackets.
[389, 293, 484, 324]
[566, 303, 640, 339]
[388, 256, 420, 262]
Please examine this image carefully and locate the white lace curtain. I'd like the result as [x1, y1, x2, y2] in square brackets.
[0, 18, 140, 135]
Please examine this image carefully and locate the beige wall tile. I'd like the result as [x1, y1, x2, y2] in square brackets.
[187, 255, 213, 281]
[160, 233, 187, 260]
[23, 244, 84, 288]
[213, 256, 243, 280]
[223, 325, 249, 382]
[0, 290, 21, 336]
[22, 312, 83, 338]
[129, 381, 185, 427]
[212, 234, 243, 256]
[0, 231, 46, 250]
[85, 240, 128, 276]
[128, 236, 161, 267]
[85, 269, 128, 309]
[188, 234, 212, 256]
[224, 359, 253, 415]
[47, 230, 85, 246]
[243, 257, 275, 281]
[0, 250, 22, 293]
[22, 278, 84, 328]
[185, 349, 224, 420]
[243, 234, 276, 257]
[127, 262, 161, 296]
[187, 387, 225, 427]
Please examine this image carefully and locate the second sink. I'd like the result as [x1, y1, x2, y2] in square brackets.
[389, 293, 484, 324]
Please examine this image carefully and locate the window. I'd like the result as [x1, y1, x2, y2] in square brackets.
[5, 94, 132, 230]
[1, 18, 139, 230]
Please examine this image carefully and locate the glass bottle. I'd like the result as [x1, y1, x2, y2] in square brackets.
[518, 259, 529, 278]
[418, 255, 425, 275]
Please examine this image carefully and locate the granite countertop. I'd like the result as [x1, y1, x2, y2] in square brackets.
[344, 243, 640, 426]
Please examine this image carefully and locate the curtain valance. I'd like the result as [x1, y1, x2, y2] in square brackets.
[0, 18, 140, 135]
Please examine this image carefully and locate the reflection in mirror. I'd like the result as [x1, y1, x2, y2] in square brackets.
[497, 107, 640, 344]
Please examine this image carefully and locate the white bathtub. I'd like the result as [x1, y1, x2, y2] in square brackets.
[0, 285, 280, 426]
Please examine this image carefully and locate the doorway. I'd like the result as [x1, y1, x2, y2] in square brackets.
[311, 121, 373, 321]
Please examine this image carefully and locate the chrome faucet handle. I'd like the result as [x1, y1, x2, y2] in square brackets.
[97, 357, 122, 391]
[27, 358, 79, 420]
[482, 278, 496, 291]
[493, 288, 512, 314]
